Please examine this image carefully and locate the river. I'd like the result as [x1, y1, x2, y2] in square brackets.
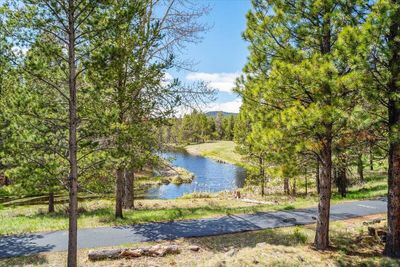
[144, 151, 246, 199]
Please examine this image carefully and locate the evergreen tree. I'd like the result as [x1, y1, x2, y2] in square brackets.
[238, 0, 368, 250]
[339, 0, 400, 257]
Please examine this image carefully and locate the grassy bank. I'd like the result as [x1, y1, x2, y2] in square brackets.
[185, 141, 245, 166]
[1, 214, 398, 267]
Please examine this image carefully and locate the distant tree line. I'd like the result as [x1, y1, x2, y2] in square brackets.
[159, 110, 236, 144]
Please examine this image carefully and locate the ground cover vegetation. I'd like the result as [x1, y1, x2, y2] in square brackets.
[0, 0, 400, 265]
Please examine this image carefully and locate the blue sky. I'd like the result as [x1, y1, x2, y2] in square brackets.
[174, 0, 251, 113]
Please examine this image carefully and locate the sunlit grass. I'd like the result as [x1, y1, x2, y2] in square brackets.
[0, 194, 319, 235]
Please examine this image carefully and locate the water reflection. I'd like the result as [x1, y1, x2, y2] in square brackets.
[144, 151, 246, 199]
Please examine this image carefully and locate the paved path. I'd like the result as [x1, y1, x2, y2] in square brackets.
[0, 198, 387, 258]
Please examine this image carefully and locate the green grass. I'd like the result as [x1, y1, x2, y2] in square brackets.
[332, 172, 387, 201]
[185, 141, 246, 167]
[0, 194, 319, 235]
[0, 169, 389, 236]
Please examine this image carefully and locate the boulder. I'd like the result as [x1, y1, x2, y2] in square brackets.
[188, 245, 200, 252]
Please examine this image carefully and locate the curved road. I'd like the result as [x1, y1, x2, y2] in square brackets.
[0, 198, 387, 258]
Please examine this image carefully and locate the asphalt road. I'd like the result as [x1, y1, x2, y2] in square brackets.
[0, 198, 387, 258]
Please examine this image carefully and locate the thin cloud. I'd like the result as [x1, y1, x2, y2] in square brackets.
[203, 98, 242, 113]
[186, 72, 240, 92]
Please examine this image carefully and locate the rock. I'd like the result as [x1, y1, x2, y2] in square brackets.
[233, 190, 241, 199]
[165, 245, 180, 254]
[372, 218, 384, 224]
[256, 242, 266, 248]
[377, 230, 387, 243]
[213, 260, 227, 267]
[188, 245, 200, 252]
[363, 218, 385, 225]
[225, 248, 236, 257]
[88, 249, 123, 261]
[368, 227, 377, 237]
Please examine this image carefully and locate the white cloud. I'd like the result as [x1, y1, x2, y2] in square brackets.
[186, 72, 240, 92]
[203, 98, 242, 113]
[161, 72, 173, 86]
[163, 72, 173, 81]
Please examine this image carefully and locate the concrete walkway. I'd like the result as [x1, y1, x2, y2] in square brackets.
[0, 198, 387, 258]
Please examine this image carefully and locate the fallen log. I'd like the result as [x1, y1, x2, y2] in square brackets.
[88, 245, 181, 261]
[88, 249, 123, 261]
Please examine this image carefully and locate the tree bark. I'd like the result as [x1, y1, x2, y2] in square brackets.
[314, 129, 332, 250]
[259, 157, 265, 196]
[336, 165, 347, 197]
[67, 1, 78, 266]
[385, 1, 400, 257]
[123, 169, 134, 209]
[284, 178, 290, 195]
[316, 157, 320, 194]
[292, 176, 296, 196]
[369, 144, 374, 171]
[305, 168, 308, 195]
[115, 168, 124, 218]
[314, 2, 332, 250]
[357, 153, 364, 183]
[48, 192, 55, 213]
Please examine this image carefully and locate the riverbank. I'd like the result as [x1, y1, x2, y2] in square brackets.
[185, 141, 245, 167]
[135, 165, 194, 187]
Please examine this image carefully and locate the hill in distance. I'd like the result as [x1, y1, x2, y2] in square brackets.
[205, 111, 238, 117]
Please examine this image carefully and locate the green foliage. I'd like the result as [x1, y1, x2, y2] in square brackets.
[292, 227, 308, 244]
[160, 110, 237, 145]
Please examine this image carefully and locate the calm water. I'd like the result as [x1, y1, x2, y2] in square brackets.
[144, 151, 246, 199]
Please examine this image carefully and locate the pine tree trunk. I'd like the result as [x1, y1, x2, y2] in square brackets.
[67, 1, 78, 266]
[123, 169, 134, 209]
[357, 153, 364, 183]
[305, 168, 308, 195]
[284, 178, 290, 195]
[314, 130, 332, 250]
[292, 176, 296, 196]
[115, 168, 124, 218]
[316, 158, 320, 194]
[259, 157, 265, 196]
[336, 165, 347, 197]
[384, 2, 400, 257]
[369, 144, 374, 171]
[48, 192, 55, 213]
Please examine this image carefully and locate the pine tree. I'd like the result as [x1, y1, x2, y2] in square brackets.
[238, 0, 368, 250]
